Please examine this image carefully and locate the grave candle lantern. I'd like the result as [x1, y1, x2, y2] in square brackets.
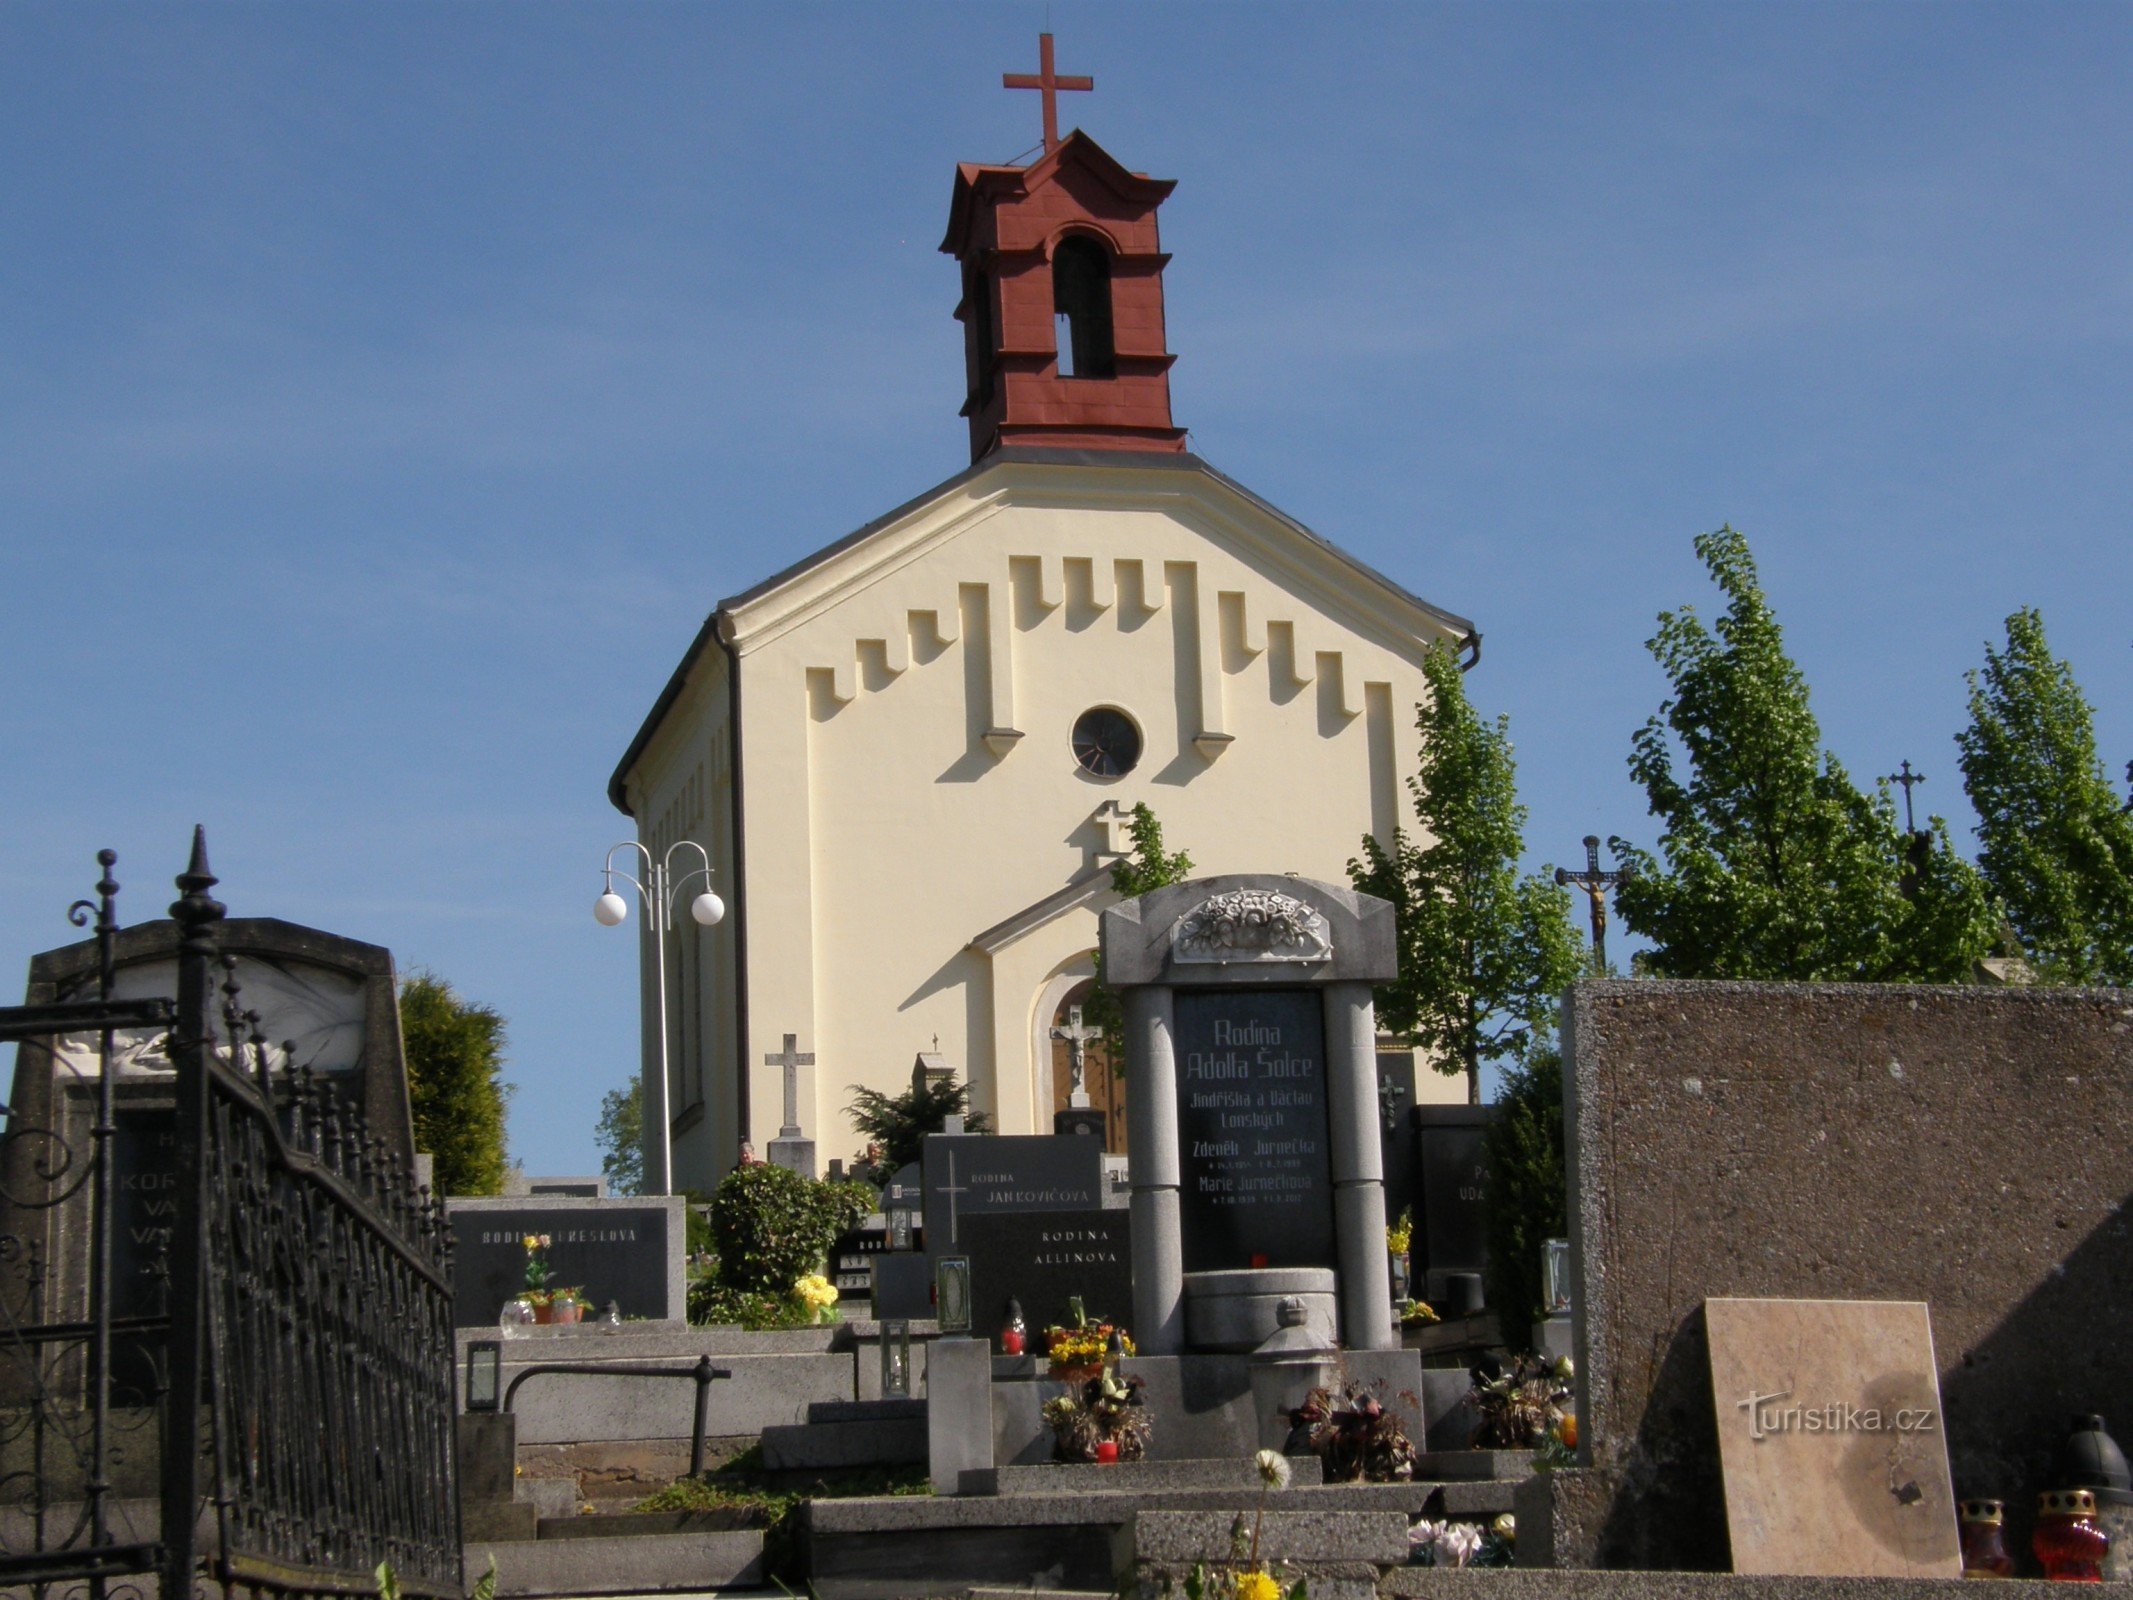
[880, 1319, 912, 1398]
[1543, 1238, 1572, 1314]
[1959, 1499, 2015, 1578]
[2035, 1489, 2110, 1580]
[464, 1340, 501, 1413]
[1000, 1298, 1027, 1356]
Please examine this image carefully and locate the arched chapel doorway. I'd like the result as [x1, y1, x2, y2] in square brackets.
[1049, 980, 1128, 1155]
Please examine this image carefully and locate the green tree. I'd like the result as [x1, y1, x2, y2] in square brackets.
[845, 1071, 992, 1184]
[399, 972, 511, 1196]
[1349, 641, 1582, 1104]
[1612, 527, 1994, 981]
[1957, 607, 2133, 983]
[1085, 803, 1196, 1042]
[1481, 1046, 1565, 1348]
[596, 1079, 644, 1197]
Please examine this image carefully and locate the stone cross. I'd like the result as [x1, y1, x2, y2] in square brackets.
[764, 1033, 814, 1139]
[1002, 32, 1093, 154]
[1050, 1005, 1105, 1109]
[1555, 835, 1630, 973]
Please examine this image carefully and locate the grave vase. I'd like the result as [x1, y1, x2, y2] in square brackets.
[2035, 1489, 2109, 1581]
[551, 1298, 581, 1326]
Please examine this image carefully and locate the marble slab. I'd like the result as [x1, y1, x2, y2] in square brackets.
[1705, 1297, 1958, 1578]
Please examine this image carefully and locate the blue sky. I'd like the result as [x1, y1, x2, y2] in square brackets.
[4, 3, 2128, 1178]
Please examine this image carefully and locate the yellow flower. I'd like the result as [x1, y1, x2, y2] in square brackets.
[1234, 1570, 1280, 1600]
[522, 1235, 539, 1251]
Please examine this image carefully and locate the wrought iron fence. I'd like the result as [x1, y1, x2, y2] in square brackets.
[0, 833, 462, 1600]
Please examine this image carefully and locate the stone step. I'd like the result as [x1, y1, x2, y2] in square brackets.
[804, 1396, 926, 1425]
[967, 1457, 1325, 1495]
[1411, 1448, 1538, 1483]
[468, 1528, 766, 1597]
[537, 1509, 760, 1540]
[759, 1415, 928, 1471]
[800, 1480, 1524, 1600]
[1125, 1509, 1409, 1600]
[470, 1324, 841, 1359]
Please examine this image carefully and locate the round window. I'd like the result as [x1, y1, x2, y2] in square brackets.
[1072, 707, 1141, 778]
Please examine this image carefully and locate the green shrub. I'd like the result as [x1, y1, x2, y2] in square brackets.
[686, 1281, 815, 1329]
[1483, 1048, 1566, 1348]
[708, 1164, 876, 1295]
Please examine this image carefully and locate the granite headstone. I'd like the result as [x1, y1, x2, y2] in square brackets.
[919, 1132, 1103, 1254]
[1172, 987, 1335, 1272]
[445, 1195, 685, 1329]
[961, 1207, 1133, 1336]
[1414, 1105, 1491, 1306]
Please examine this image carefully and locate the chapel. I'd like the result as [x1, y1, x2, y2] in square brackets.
[608, 39, 1476, 1193]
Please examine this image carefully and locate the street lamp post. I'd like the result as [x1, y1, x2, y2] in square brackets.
[594, 841, 724, 1197]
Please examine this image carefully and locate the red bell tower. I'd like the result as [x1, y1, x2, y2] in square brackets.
[940, 35, 1186, 462]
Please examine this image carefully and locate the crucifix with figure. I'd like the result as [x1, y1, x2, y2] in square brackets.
[763, 1032, 818, 1179]
[1556, 835, 1630, 973]
[1003, 33, 1093, 155]
[1050, 1004, 1104, 1109]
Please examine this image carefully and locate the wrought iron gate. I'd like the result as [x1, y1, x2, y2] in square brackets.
[0, 833, 462, 1600]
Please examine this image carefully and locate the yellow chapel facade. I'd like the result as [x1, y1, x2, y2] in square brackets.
[608, 96, 1474, 1193]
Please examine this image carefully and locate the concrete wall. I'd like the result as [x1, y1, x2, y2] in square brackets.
[1562, 979, 2133, 1571]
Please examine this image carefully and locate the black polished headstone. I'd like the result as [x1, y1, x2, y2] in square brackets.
[1054, 1106, 1107, 1139]
[1172, 986, 1335, 1273]
[109, 1106, 180, 1319]
[961, 1208, 1132, 1338]
[870, 1252, 933, 1320]
[1413, 1106, 1492, 1298]
[446, 1199, 680, 1328]
[919, 1133, 1103, 1254]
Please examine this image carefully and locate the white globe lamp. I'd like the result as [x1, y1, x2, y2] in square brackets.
[690, 891, 726, 927]
[593, 890, 629, 927]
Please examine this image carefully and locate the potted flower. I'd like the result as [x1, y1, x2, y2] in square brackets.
[513, 1233, 555, 1323]
[1386, 1208, 1414, 1304]
[1044, 1298, 1133, 1383]
[1040, 1367, 1151, 1463]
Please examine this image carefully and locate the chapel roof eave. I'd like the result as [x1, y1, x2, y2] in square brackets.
[605, 448, 1478, 816]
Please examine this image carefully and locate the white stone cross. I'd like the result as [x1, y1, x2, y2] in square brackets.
[1050, 1005, 1104, 1109]
[764, 1033, 815, 1138]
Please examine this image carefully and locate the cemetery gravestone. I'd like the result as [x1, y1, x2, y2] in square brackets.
[1414, 1105, 1492, 1310]
[959, 1208, 1132, 1336]
[918, 1132, 1103, 1254]
[1706, 1297, 1958, 1578]
[3, 915, 418, 1347]
[1100, 874, 1399, 1355]
[763, 1034, 818, 1179]
[1170, 987, 1334, 1271]
[446, 1195, 686, 1329]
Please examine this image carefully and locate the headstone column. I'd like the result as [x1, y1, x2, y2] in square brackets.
[1324, 980, 1395, 1350]
[1124, 985, 1185, 1355]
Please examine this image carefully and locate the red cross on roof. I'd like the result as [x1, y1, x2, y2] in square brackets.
[1002, 33, 1093, 155]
